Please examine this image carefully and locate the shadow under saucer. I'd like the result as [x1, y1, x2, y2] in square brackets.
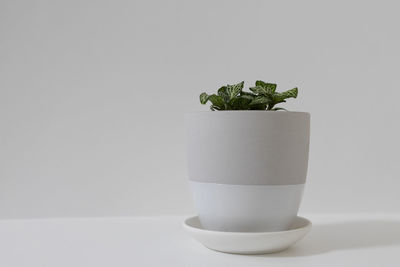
[257, 218, 400, 257]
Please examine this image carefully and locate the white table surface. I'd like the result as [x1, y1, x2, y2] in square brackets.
[1, 214, 399, 267]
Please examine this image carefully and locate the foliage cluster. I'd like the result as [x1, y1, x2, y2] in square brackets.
[200, 81, 298, 111]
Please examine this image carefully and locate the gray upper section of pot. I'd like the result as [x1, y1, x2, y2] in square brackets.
[185, 111, 310, 185]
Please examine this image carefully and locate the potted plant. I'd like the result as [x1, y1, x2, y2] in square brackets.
[185, 81, 310, 232]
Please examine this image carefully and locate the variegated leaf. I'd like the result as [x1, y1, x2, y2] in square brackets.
[217, 86, 230, 103]
[278, 87, 298, 99]
[208, 94, 225, 110]
[250, 95, 272, 106]
[199, 92, 209, 104]
[230, 96, 252, 110]
[272, 107, 287, 111]
[240, 94, 254, 101]
[249, 86, 268, 95]
[226, 81, 244, 100]
[210, 105, 223, 111]
[255, 81, 277, 93]
[240, 91, 256, 97]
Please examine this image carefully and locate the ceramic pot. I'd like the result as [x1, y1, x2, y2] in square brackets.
[185, 111, 310, 232]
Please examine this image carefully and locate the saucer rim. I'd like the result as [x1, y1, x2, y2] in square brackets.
[183, 215, 312, 235]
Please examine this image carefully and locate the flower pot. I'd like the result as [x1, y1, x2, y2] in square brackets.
[185, 111, 310, 232]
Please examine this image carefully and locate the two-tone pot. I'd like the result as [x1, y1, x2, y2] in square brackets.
[185, 111, 310, 232]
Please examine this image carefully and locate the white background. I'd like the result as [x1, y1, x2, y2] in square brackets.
[1, 0, 399, 219]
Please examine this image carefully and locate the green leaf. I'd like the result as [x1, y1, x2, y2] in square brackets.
[277, 87, 298, 100]
[226, 81, 244, 100]
[271, 88, 297, 104]
[230, 96, 252, 110]
[217, 86, 230, 103]
[271, 97, 287, 104]
[255, 80, 267, 87]
[249, 103, 267, 110]
[200, 93, 209, 104]
[240, 91, 256, 97]
[250, 96, 272, 106]
[272, 107, 287, 111]
[208, 94, 225, 110]
[249, 86, 268, 95]
[240, 94, 254, 101]
[210, 105, 223, 111]
[255, 81, 277, 93]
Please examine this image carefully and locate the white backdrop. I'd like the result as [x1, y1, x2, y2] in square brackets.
[1, 0, 399, 218]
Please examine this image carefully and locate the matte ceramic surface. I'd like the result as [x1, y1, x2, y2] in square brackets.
[185, 111, 310, 186]
[190, 181, 304, 232]
[183, 216, 312, 254]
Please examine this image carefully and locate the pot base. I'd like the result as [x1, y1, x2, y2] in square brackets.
[190, 181, 304, 232]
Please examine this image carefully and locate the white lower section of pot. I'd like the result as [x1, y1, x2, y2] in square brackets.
[190, 181, 304, 232]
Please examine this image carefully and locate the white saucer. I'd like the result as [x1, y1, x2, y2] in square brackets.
[183, 216, 312, 254]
